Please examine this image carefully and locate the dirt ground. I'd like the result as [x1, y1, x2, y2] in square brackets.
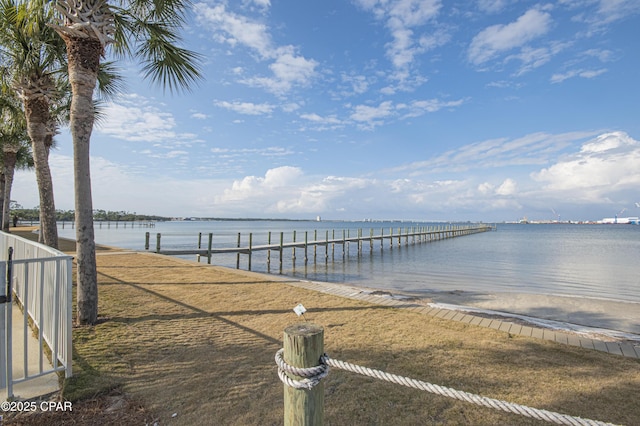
[4, 229, 640, 425]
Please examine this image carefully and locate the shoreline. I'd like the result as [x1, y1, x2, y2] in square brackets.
[12, 226, 640, 343]
[303, 281, 640, 343]
[405, 289, 640, 338]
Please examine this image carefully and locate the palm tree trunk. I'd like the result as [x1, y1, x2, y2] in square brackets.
[0, 170, 5, 227]
[2, 149, 18, 232]
[62, 34, 102, 325]
[23, 96, 59, 248]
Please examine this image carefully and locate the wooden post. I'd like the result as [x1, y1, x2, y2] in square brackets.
[248, 233, 253, 271]
[313, 230, 317, 262]
[267, 231, 272, 270]
[283, 323, 325, 426]
[145, 232, 150, 250]
[207, 233, 213, 264]
[325, 230, 329, 262]
[331, 230, 335, 259]
[156, 233, 161, 253]
[279, 232, 284, 274]
[292, 230, 297, 263]
[236, 233, 241, 269]
[369, 228, 373, 252]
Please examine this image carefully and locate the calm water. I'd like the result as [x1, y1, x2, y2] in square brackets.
[57, 221, 640, 303]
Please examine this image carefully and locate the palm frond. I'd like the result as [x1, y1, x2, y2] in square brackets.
[110, 1, 203, 93]
[96, 61, 126, 101]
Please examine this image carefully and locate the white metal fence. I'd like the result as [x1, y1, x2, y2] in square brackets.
[0, 231, 73, 399]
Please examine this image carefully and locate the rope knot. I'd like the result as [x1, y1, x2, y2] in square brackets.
[275, 348, 329, 390]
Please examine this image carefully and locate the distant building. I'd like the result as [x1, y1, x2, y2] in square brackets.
[601, 217, 639, 224]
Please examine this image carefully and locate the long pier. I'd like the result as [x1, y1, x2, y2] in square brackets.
[145, 224, 494, 273]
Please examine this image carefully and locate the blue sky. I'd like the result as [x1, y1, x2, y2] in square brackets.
[14, 0, 640, 221]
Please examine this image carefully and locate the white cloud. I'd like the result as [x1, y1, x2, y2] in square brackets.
[507, 41, 571, 75]
[191, 112, 208, 120]
[195, 3, 318, 95]
[477, 0, 510, 14]
[468, 8, 552, 65]
[98, 100, 174, 142]
[241, 50, 318, 94]
[550, 68, 607, 83]
[195, 3, 272, 56]
[340, 74, 371, 95]
[210, 146, 294, 158]
[13, 154, 225, 216]
[346, 97, 465, 129]
[398, 98, 466, 118]
[496, 178, 517, 195]
[300, 113, 342, 125]
[531, 132, 640, 200]
[96, 95, 200, 148]
[355, 0, 444, 88]
[250, 0, 270, 9]
[350, 101, 395, 129]
[389, 131, 600, 176]
[214, 100, 275, 115]
[585, 0, 640, 28]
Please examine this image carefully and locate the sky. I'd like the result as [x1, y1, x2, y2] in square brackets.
[13, 0, 640, 222]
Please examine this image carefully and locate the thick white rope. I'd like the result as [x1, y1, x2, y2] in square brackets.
[275, 350, 619, 425]
[275, 349, 329, 390]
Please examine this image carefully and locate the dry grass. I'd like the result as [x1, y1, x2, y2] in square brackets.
[5, 228, 640, 425]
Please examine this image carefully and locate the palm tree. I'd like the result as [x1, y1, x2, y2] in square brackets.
[0, 0, 68, 248]
[50, 0, 201, 325]
[0, 90, 33, 231]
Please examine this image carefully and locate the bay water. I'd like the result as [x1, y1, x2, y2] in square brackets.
[57, 220, 640, 304]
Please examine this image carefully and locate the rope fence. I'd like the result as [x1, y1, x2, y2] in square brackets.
[277, 324, 620, 426]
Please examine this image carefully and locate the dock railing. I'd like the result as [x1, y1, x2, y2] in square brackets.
[145, 224, 494, 272]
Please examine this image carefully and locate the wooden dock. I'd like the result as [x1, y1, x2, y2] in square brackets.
[145, 224, 494, 273]
[59, 221, 156, 229]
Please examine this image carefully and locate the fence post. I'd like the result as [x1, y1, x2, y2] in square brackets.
[283, 323, 324, 426]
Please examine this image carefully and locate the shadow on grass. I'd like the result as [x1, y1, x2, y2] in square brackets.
[64, 254, 639, 425]
[97, 269, 398, 345]
[62, 345, 122, 402]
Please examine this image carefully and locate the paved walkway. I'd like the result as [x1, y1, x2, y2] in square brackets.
[285, 278, 640, 359]
[2, 302, 59, 401]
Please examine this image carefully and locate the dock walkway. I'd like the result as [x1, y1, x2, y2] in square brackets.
[148, 224, 494, 271]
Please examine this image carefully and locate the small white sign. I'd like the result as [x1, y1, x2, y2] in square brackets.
[293, 304, 307, 316]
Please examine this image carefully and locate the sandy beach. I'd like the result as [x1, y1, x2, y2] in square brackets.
[423, 290, 640, 338]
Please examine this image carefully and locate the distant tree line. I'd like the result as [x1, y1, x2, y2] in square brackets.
[10, 202, 169, 222]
